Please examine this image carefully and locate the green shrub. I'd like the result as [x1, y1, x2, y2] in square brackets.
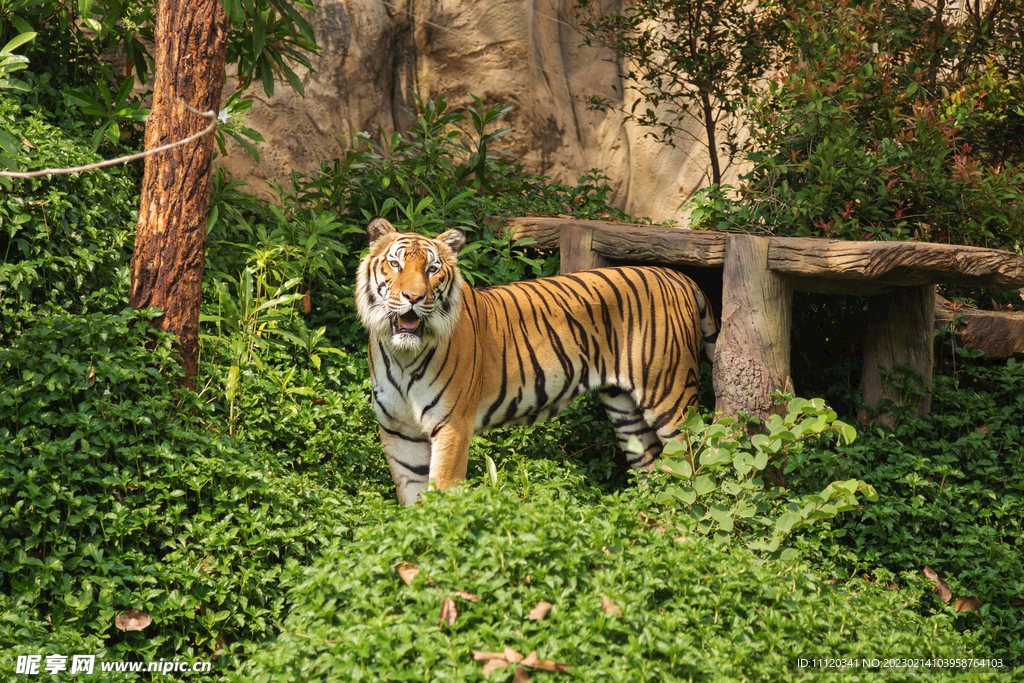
[655, 399, 872, 560]
[791, 355, 1024, 665]
[237, 481, 979, 682]
[688, 0, 1024, 248]
[0, 309, 374, 674]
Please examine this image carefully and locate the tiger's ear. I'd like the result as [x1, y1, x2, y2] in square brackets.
[367, 217, 396, 245]
[437, 228, 466, 254]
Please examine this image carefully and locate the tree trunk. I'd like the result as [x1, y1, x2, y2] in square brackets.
[129, 0, 228, 390]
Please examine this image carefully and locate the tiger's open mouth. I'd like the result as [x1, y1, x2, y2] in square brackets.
[391, 311, 424, 338]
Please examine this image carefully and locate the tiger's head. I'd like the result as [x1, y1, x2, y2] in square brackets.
[356, 217, 466, 353]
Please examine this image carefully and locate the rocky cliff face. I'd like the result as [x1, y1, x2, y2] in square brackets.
[219, 0, 743, 222]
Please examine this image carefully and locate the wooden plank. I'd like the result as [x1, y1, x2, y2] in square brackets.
[768, 237, 1024, 289]
[501, 217, 729, 266]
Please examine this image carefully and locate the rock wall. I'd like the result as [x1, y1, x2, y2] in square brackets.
[218, 0, 744, 222]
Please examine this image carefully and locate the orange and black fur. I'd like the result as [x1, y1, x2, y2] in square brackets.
[356, 218, 718, 505]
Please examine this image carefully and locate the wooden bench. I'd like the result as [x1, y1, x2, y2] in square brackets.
[501, 217, 1024, 424]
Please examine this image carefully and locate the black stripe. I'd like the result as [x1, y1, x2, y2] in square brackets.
[392, 457, 430, 477]
[380, 424, 428, 443]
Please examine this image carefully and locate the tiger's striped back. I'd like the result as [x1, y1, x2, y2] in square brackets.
[467, 267, 717, 467]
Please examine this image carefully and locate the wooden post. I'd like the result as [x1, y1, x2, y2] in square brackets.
[714, 234, 794, 423]
[859, 285, 935, 424]
[559, 225, 610, 273]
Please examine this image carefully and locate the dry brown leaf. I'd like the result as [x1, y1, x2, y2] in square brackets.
[512, 667, 532, 683]
[886, 582, 899, 591]
[601, 546, 611, 555]
[482, 660, 508, 676]
[392, 562, 420, 586]
[521, 651, 539, 668]
[528, 601, 552, 621]
[503, 647, 524, 664]
[523, 575, 531, 584]
[22, 138, 36, 149]
[602, 595, 623, 616]
[302, 290, 312, 314]
[87, 366, 96, 387]
[114, 609, 152, 632]
[198, 557, 214, 574]
[923, 566, 952, 602]
[473, 651, 507, 662]
[638, 512, 666, 533]
[1011, 597, 1024, 607]
[452, 590, 480, 603]
[674, 536, 689, 543]
[439, 597, 458, 626]
[954, 596, 983, 612]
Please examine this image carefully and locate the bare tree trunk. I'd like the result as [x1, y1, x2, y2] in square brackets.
[129, 0, 228, 390]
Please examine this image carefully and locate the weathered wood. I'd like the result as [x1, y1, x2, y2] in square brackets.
[860, 285, 935, 424]
[714, 235, 794, 422]
[502, 217, 729, 266]
[502, 218, 1024, 291]
[559, 225, 610, 273]
[934, 294, 1024, 358]
[768, 238, 1024, 290]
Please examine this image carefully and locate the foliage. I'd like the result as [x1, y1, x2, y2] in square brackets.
[0, 94, 140, 341]
[786, 351, 1024, 665]
[654, 399, 872, 560]
[235, 481, 980, 682]
[4, 7, 1023, 677]
[688, 0, 1024, 247]
[572, 0, 784, 186]
[0, 308, 386, 679]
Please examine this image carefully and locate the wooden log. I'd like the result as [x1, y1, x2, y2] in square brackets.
[860, 285, 935, 425]
[559, 225, 610, 273]
[934, 294, 1024, 358]
[714, 235, 794, 422]
[501, 217, 729, 266]
[768, 238, 1024, 290]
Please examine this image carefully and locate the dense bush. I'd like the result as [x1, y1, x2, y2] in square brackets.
[237, 481, 973, 683]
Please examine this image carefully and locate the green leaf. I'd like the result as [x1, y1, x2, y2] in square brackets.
[693, 475, 717, 497]
[708, 504, 734, 532]
[834, 420, 857, 444]
[775, 512, 803, 536]
[662, 440, 687, 456]
[752, 450, 768, 470]
[661, 457, 692, 479]
[699, 447, 732, 467]
[1, 31, 37, 56]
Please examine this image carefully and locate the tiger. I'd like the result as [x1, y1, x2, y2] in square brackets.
[356, 217, 718, 506]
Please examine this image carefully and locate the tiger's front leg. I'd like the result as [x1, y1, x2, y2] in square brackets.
[427, 420, 471, 495]
[379, 428, 432, 507]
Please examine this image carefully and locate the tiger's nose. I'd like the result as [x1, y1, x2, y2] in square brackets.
[403, 290, 425, 304]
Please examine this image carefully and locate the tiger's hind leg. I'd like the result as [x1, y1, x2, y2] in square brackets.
[598, 387, 662, 470]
